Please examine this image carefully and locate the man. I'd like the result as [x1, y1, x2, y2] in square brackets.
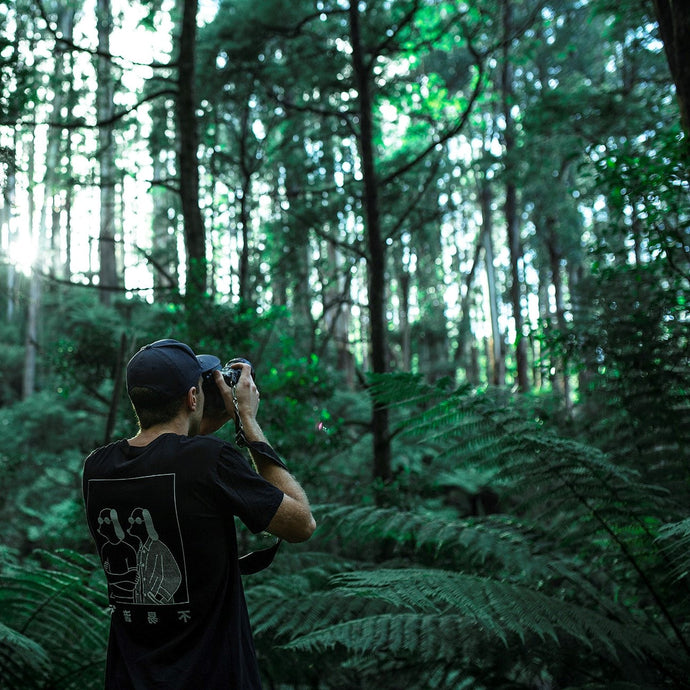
[83, 339, 316, 689]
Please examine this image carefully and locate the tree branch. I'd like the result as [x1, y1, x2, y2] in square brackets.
[2, 88, 177, 130]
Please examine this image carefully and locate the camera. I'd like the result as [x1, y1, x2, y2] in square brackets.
[202, 357, 255, 413]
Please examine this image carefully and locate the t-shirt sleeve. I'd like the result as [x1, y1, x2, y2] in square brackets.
[212, 444, 284, 534]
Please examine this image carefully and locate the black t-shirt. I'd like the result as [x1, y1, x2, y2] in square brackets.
[82, 433, 284, 689]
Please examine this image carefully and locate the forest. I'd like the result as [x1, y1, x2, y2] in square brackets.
[0, 0, 689, 687]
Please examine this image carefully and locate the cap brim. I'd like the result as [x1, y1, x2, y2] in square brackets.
[197, 354, 221, 374]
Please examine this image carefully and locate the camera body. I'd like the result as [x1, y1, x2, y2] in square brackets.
[202, 357, 254, 413]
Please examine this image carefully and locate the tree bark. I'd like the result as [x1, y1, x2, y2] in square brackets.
[23, 136, 39, 399]
[177, 0, 207, 301]
[348, 1, 391, 482]
[324, 241, 355, 386]
[545, 215, 571, 411]
[651, 0, 690, 138]
[480, 178, 505, 386]
[501, 0, 529, 392]
[2, 132, 17, 321]
[97, 0, 117, 302]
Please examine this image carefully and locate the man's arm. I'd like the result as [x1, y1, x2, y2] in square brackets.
[213, 367, 316, 543]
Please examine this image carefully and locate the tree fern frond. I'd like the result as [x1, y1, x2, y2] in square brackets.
[325, 569, 682, 662]
[0, 620, 51, 689]
[0, 549, 108, 689]
[250, 589, 387, 640]
[315, 504, 610, 585]
[385, 382, 674, 547]
[657, 517, 690, 581]
[367, 372, 458, 409]
[285, 611, 480, 660]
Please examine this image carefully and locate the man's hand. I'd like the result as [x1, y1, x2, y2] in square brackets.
[198, 367, 236, 435]
[217, 363, 260, 423]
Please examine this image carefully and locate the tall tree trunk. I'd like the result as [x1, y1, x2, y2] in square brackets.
[651, 0, 690, 137]
[237, 103, 253, 306]
[177, 0, 207, 302]
[397, 266, 411, 372]
[97, 0, 117, 303]
[23, 137, 39, 399]
[479, 177, 504, 386]
[324, 240, 355, 385]
[545, 216, 572, 412]
[348, 1, 391, 482]
[151, 153, 179, 297]
[453, 223, 483, 384]
[501, 0, 529, 392]
[2, 133, 17, 322]
[237, 183, 251, 305]
[535, 263, 550, 391]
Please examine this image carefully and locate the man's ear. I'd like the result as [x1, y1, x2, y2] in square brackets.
[187, 386, 198, 412]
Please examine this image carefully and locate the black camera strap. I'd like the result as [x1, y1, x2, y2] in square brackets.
[238, 539, 282, 575]
[228, 383, 288, 574]
[230, 384, 288, 470]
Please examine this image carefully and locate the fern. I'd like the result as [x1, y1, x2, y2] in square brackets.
[0, 620, 51, 690]
[283, 568, 686, 689]
[332, 569, 680, 657]
[0, 549, 109, 689]
[316, 504, 566, 578]
[251, 374, 690, 687]
[657, 518, 690, 582]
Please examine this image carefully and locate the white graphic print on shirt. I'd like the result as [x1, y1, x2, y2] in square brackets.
[87, 474, 189, 606]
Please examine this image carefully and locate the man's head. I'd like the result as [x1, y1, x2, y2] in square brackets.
[126, 339, 217, 430]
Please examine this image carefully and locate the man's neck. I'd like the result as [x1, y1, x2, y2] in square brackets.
[128, 417, 190, 446]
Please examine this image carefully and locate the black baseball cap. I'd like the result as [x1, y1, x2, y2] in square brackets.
[126, 339, 219, 399]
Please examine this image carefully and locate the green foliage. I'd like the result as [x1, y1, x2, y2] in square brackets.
[289, 568, 677, 659]
[244, 377, 690, 688]
[568, 260, 689, 505]
[1, 0, 689, 687]
[0, 550, 108, 689]
[657, 518, 690, 582]
[0, 389, 99, 553]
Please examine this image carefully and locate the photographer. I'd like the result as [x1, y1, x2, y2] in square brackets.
[82, 338, 316, 689]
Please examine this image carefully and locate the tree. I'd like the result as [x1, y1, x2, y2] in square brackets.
[96, 0, 118, 302]
[176, 0, 207, 302]
[651, 0, 690, 138]
[500, 0, 529, 393]
[347, 0, 392, 481]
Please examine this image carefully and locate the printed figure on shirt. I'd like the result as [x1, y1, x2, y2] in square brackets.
[127, 507, 183, 605]
[96, 508, 138, 603]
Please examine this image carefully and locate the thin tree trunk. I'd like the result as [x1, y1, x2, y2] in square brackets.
[536, 264, 551, 390]
[23, 139, 38, 400]
[651, 0, 690, 137]
[479, 178, 504, 386]
[97, 0, 117, 302]
[349, 1, 391, 482]
[104, 333, 129, 444]
[2, 132, 17, 321]
[501, 0, 529, 392]
[237, 103, 253, 305]
[398, 269, 411, 372]
[151, 153, 178, 297]
[177, 0, 207, 302]
[237, 183, 251, 304]
[324, 241, 355, 385]
[545, 216, 572, 411]
[453, 222, 483, 384]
